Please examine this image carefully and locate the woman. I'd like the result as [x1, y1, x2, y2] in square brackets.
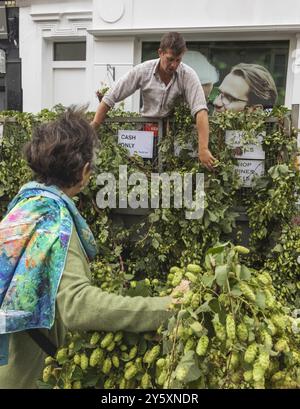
[0, 107, 176, 389]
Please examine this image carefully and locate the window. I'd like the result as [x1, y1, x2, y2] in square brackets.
[142, 41, 289, 106]
[53, 42, 86, 61]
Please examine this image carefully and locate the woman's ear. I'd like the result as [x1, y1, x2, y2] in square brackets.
[83, 162, 91, 177]
[80, 162, 92, 189]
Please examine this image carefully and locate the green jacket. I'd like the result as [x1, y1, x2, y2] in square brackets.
[0, 228, 172, 389]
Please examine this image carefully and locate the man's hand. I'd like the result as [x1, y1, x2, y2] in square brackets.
[90, 120, 99, 130]
[199, 147, 216, 171]
[91, 101, 111, 131]
[195, 110, 216, 171]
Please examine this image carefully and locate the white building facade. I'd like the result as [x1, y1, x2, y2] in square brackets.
[16, 0, 300, 124]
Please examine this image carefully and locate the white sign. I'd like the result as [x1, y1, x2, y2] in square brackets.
[225, 130, 265, 160]
[235, 159, 265, 187]
[118, 130, 154, 159]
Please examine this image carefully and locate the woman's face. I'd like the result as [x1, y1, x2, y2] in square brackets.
[62, 163, 92, 198]
[213, 73, 249, 112]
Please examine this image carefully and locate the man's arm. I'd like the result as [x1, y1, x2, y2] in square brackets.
[181, 66, 216, 170]
[91, 101, 110, 129]
[91, 64, 143, 130]
[196, 109, 216, 170]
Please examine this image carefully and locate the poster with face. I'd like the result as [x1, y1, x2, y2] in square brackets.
[142, 40, 288, 113]
[212, 63, 278, 113]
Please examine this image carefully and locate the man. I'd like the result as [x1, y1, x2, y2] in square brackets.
[91, 32, 215, 170]
[213, 63, 278, 113]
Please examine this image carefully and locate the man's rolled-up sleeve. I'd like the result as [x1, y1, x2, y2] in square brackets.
[102, 65, 142, 109]
[183, 69, 208, 117]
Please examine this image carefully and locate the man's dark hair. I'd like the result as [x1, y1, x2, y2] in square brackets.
[24, 106, 97, 188]
[159, 32, 187, 55]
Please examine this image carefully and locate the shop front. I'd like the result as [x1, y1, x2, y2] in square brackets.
[16, 0, 300, 126]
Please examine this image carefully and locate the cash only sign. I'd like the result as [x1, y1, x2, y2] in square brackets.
[225, 130, 265, 187]
[118, 129, 154, 159]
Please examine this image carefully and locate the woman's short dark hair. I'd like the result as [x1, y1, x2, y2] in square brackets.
[159, 32, 187, 55]
[24, 106, 97, 188]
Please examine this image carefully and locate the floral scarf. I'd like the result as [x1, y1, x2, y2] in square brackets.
[0, 182, 97, 365]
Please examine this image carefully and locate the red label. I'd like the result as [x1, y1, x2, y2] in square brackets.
[143, 123, 158, 137]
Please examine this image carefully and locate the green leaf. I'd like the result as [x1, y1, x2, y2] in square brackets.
[176, 351, 201, 383]
[207, 210, 218, 222]
[268, 164, 290, 179]
[272, 244, 283, 253]
[177, 309, 189, 320]
[81, 369, 100, 387]
[70, 366, 83, 381]
[167, 316, 177, 332]
[215, 264, 228, 286]
[152, 238, 160, 249]
[186, 307, 199, 320]
[162, 337, 173, 355]
[208, 298, 223, 315]
[240, 265, 251, 281]
[123, 332, 141, 346]
[126, 281, 151, 297]
[124, 274, 134, 280]
[230, 284, 242, 297]
[220, 220, 233, 234]
[149, 212, 160, 223]
[214, 252, 225, 266]
[137, 338, 148, 355]
[255, 290, 266, 309]
[190, 321, 203, 337]
[73, 338, 84, 352]
[36, 380, 53, 389]
[206, 242, 230, 256]
[201, 273, 215, 288]
[196, 301, 211, 313]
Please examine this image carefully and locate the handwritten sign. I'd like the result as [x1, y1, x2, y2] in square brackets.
[118, 130, 154, 159]
[235, 159, 265, 187]
[225, 130, 265, 160]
